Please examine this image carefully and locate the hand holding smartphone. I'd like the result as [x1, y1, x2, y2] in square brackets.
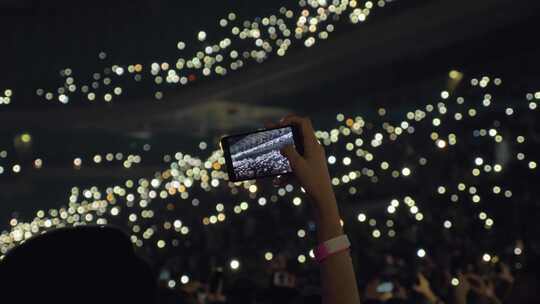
[221, 125, 304, 182]
[221, 115, 337, 209]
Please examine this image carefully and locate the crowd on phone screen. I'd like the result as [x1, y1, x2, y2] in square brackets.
[232, 150, 292, 179]
[231, 132, 294, 179]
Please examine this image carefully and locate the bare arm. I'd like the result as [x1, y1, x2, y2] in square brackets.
[454, 273, 471, 304]
[280, 115, 361, 304]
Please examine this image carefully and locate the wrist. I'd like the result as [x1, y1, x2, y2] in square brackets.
[313, 205, 343, 242]
[311, 190, 338, 213]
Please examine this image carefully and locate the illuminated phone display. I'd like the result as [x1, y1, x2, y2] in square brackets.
[221, 125, 303, 182]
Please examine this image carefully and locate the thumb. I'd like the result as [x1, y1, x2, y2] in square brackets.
[280, 145, 304, 170]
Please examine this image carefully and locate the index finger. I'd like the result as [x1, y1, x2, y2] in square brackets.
[281, 115, 318, 147]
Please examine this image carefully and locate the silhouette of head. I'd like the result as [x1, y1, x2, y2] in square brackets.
[0, 226, 156, 303]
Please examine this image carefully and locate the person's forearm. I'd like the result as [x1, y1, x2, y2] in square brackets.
[314, 193, 361, 304]
[423, 290, 440, 304]
[314, 193, 343, 241]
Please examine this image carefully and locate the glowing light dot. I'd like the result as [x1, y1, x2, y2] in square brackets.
[449, 70, 461, 79]
[451, 278, 460, 286]
[173, 220, 182, 228]
[357, 213, 366, 222]
[436, 139, 446, 148]
[514, 247, 522, 255]
[72, 157, 82, 167]
[265, 252, 273, 261]
[401, 167, 411, 176]
[21, 133, 32, 143]
[115, 67, 124, 76]
[230, 259, 240, 270]
[417, 248, 426, 258]
[180, 275, 190, 284]
[482, 253, 491, 262]
[198, 31, 207, 41]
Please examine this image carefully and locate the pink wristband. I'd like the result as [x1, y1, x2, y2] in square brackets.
[314, 235, 351, 263]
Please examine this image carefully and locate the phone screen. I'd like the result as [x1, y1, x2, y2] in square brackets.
[376, 282, 394, 293]
[221, 126, 301, 182]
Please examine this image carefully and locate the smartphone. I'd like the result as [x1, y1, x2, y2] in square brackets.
[376, 281, 394, 293]
[221, 125, 303, 182]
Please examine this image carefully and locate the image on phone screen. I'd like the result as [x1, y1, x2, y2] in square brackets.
[221, 126, 301, 182]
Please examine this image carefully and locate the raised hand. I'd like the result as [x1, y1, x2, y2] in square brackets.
[279, 115, 335, 208]
[413, 273, 439, 303]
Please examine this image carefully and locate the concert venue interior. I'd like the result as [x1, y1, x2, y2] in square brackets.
[1, 0, 539, 303]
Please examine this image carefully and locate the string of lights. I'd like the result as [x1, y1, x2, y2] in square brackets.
[0, 0, 390, 106]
